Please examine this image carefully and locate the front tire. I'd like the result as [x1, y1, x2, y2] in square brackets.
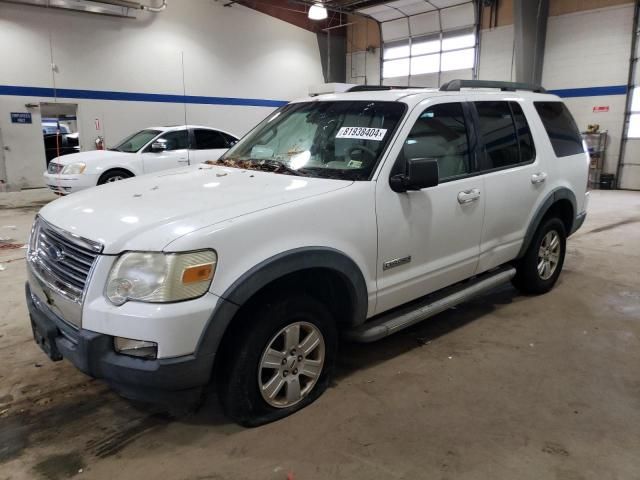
[512, 217, 567, 294]
[98, 169, 132, 185]
[218, 294, 337, 427]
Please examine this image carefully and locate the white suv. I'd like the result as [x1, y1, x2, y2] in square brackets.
[26, 80, 589, 426]
[44, 125, 238, 195]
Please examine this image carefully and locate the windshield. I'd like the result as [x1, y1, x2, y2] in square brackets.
[111, 129, 161, 153]
[215, 101, 406, 180]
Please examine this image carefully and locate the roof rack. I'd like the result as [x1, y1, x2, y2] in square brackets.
[346, 85, 413, 93]
[440, 79, 546, 93]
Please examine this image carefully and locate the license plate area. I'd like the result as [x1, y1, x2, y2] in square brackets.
[31, 317, 63, 361]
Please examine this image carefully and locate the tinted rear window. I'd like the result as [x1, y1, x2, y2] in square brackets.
[475, 101, 520, 169]
[534, 102, 584, 157]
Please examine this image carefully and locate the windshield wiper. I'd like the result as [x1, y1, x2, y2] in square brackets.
[302, 166, 362, 180]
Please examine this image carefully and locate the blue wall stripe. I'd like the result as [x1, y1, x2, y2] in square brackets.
[0, 84, 627, 105]
[0, 85, 288, 108]
[548, 85, 627, 98]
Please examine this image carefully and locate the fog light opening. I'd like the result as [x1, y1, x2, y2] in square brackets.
[114, 337, 158, 359]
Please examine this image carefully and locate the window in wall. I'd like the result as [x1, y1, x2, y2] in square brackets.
[534, 102, 585, 157]
[628, 87, 640, 138]
[403, 102, 470, 181]
[382, 29, 476, 81]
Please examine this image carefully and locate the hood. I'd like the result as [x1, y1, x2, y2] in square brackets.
[39, 164, 352, 253]
[52, 150, 135, 165]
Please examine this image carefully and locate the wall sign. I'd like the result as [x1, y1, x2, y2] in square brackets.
[592, 106, 609, 113]
[10, 112, 32, 124]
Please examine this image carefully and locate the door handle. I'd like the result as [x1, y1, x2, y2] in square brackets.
[457, 188, 481, 204]
[177, 159, 189, 164]
[531, 172, 547, 184]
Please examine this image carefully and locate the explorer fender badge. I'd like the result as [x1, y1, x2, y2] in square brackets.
[383, 255, 412, 270]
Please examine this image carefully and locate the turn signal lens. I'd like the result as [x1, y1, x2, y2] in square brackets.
[182, 263, 214, 284]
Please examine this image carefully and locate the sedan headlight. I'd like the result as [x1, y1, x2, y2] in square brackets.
[61, 162, 86, 174]
[106, 250, 217, 306]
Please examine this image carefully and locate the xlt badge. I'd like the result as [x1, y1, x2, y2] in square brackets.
[383, 255, 412, 270]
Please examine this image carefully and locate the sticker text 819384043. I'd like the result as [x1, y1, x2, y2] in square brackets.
[336, 127, 387, 141]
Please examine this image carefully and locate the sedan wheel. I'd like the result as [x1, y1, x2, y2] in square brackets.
[105, 175, 125, 182]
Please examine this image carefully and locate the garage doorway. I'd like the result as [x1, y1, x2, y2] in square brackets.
[0, 128, 7, 188]
[40, 103, 80, 167]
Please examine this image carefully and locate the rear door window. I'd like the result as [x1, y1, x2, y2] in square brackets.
[534, 101, 584, 157]
[194, 129, 228, 149]
[510, 102, 536, 163]
[474, 101, 520, 170]
[474, 101, 537, 170]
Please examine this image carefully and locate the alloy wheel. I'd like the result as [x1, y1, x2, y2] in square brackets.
[258, 321, 325, 408]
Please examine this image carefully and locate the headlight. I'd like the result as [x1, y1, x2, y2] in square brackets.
[106, 250, 217, 306]
[61, 162, 86, 174]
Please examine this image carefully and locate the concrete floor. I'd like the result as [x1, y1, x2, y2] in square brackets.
[1, 189, 639, 480]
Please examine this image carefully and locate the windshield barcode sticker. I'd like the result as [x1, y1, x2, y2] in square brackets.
[336, 127, 387, 141]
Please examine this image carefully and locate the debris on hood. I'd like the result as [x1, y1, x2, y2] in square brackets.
[205, 158, 305, 176]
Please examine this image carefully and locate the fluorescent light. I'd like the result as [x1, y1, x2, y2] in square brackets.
[308, 3, 327, 20]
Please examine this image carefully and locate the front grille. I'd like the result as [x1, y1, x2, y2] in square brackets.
[48, 162, 64, 174]
[28, 217, 103, 303]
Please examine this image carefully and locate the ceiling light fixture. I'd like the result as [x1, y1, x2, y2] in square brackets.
[308, 3, 327, 20]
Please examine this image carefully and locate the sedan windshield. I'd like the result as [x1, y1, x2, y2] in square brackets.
[214, 101, 406, 180]
[111, 129, 161, 153]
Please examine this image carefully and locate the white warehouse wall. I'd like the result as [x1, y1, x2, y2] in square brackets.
[478, 25, 515, 81]
[479, 4, 633, 175]
[542, 4, 633, 175]
[0, 1, 324, 189]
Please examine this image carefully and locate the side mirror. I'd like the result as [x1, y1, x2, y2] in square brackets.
[150, 141, 167, 152]
[390, 158, 439, 193]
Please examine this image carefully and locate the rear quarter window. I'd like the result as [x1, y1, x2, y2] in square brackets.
[534, 101, 585, 157]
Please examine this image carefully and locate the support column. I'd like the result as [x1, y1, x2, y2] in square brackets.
[513, 0, 549, 85]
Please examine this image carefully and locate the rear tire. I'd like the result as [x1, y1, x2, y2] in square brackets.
[218, 294, 337, 427]
[512, 217, 566, 294]
[98, 169, 133, 185]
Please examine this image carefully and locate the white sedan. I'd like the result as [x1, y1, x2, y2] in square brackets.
[44, 125, 238, 195]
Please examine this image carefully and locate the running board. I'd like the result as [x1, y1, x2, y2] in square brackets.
[345, 266, 516, 343]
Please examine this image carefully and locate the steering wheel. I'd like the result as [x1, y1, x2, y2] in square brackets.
[346, 145, 377, 165]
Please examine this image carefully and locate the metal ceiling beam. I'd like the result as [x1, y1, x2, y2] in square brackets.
[0, 0, 167, 17]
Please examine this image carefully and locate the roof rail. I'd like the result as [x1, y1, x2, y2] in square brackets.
[440, 79, 546, 93]
[346, 85, 413, 93]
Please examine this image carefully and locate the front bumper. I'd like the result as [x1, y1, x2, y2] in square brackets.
[43, 172, 98, 195]
[26, 282, 216, 406]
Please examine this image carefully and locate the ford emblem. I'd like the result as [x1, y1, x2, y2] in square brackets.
[46, 244, 65, 262]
